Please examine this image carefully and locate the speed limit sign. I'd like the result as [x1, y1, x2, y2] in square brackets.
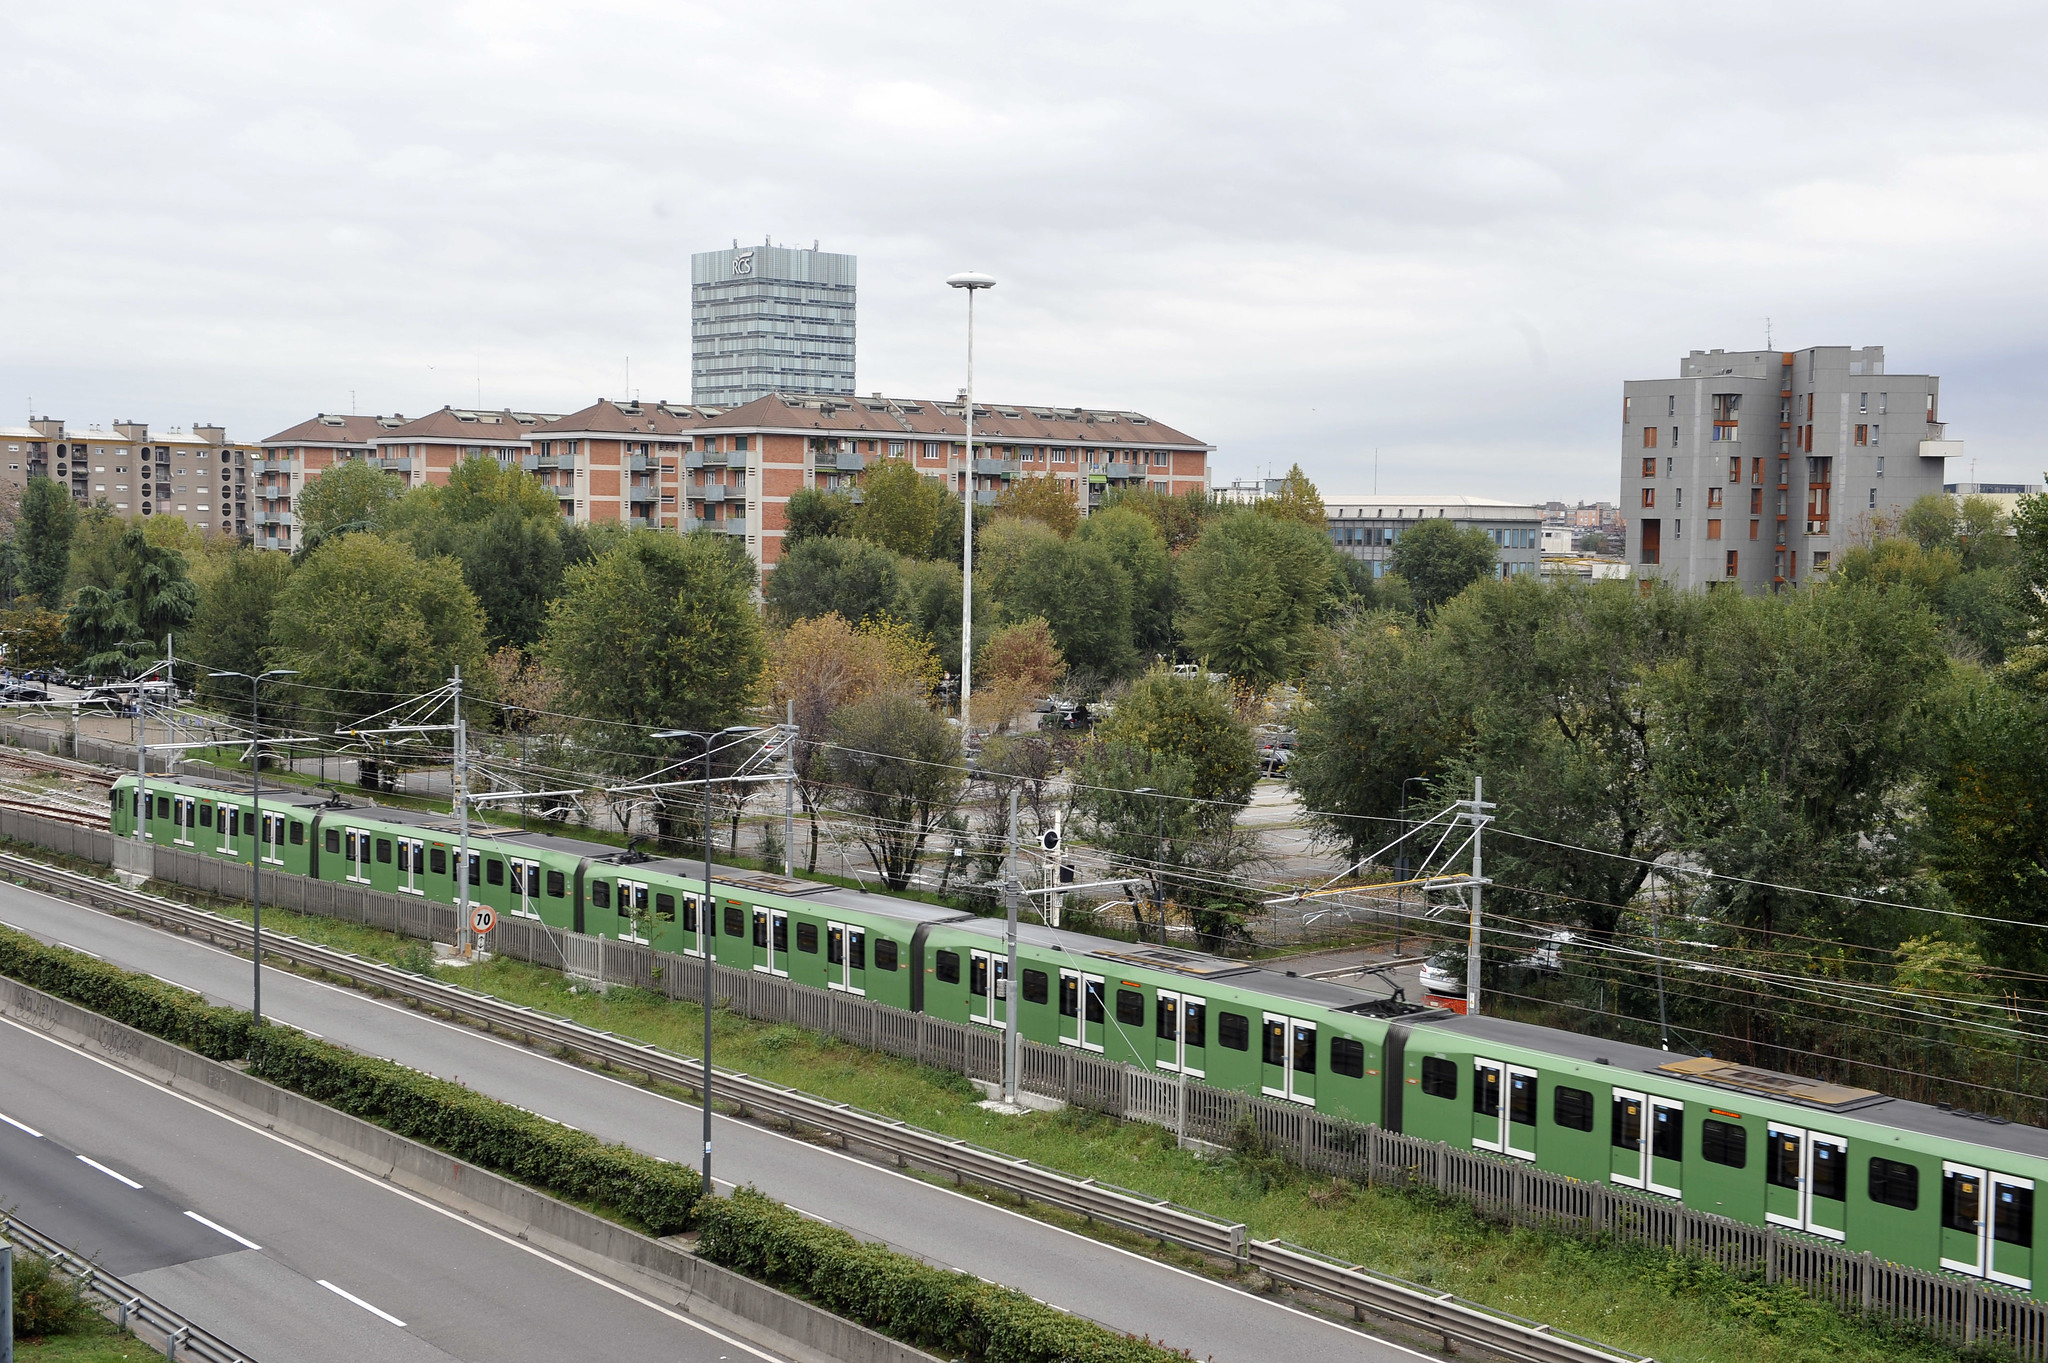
[470, 905, 496, 935]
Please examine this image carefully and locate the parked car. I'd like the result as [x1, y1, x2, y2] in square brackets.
[0, 685, 49, 702]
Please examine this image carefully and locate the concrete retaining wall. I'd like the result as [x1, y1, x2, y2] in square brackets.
[0, 975, 939, 1363]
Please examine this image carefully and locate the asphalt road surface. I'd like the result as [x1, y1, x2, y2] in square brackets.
[0, 1014, 787, 1362]
[0, 879, 1428, 1363]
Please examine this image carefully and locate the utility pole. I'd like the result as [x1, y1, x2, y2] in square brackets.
[1464, 775, 1494, 1018]
[1, 1234, 11, 1363]
[1651, 871, 1671, 1050]
[453, 666, 471, 956]
[782, 699, 795, 877]
[1002, 784, 1021, 1106]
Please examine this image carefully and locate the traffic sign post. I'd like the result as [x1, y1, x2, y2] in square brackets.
[470, 906, 495, 936]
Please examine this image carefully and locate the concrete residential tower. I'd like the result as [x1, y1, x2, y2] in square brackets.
[691, 242, 856, 408]
[1622, 346, 1959, 590]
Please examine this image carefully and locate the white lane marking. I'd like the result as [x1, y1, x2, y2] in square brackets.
[0, 891, 1401, 1357]
[318, 1279, 407, 1327]
[77, 1154, 143, 1188]
[184, 1209, 261, 1250]
[0, 1014, 785, 1361]
[54, 941, 101, 959]
[0, 1110, 43, 1137]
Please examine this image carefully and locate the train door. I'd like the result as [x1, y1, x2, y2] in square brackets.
[1646, 1097, 1684, 1198]
[260, 814, 288, 866]
[1261, 1014, 1317, 1106]
[344, 829, 373, 883]
[680, 895, 705, 957]
[618, 880, 650, 942]
[214, 802, 236, 854]
[825, 922, 866, 995]
[507, 858, 540, 917]
[171, 796, 197, 847]
[1153, 991, 1206, 1077]
[1473, 1058, 1504, 1152]
[1992, 1174, 2035, 1290]
[1944, 1164, 2037, 1290]
[1943, 1163, 1989, 1279]
[968, 949, 1006, 1024]
[1610, 1088, 1646, 1188]
[1079, 975, 1106, 1051]
[394, 837, 425, 893]
[752, 908, 787, 975]
[1766, 1125, 1847, 1240]
[1505, 1065, 1539, 1160]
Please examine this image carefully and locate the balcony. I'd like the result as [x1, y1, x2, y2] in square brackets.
[629, 453, 650, 472]
[629, 485, 657, 503]
[815, 451, 865, 472]
[251, 511, 296, 528]
[693, 485, 729, 503]
[1103, 462, 1137, 480]
[973, 458, 1020, 476]
[522, 454, 552, 472]
[974, 490, 999, 506]
[685, 451, 729, 470]
[721, 521, 748, 536]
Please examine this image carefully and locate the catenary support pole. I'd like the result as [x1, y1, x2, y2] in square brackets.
[782, 700, 795, 877]
[1466, 774, 1486, 1018]
[250, 673, 264, 1023]
[2, 1235, 13, 1363]
[453, 667, 470, 956]
[1003, 783, 1021, 1106]
[1652, 875, 1671, 1050]
[701, 735, 715, 1193]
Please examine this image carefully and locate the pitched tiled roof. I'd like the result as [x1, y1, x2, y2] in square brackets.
[260, 414, 406, 445]
[701, 393, 1209, 449]
[373, 407, 563, 442]
[529, 399, 722, 437]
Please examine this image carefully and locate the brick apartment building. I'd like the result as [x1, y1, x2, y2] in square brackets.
[257, 413, 407, 550]
[0, 417, 253, 539]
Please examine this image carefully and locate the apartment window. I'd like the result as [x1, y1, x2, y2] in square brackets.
[1623, 396, 1632, 422]
[1675, 487, 1683, 509]
[1807, 393, 1815, 419]
[1641, 457, 1656, 478]
[1674, 519, 1681, 540]
[1813, 551, 1830, 572]
[1855, 425, 1868, 446]
[1871, 425, 1880, 445]
[1670, 427, 1678, 449]
[1875, 456, 1884, 476]
[1728, 457, 1740, 482]
[1878, 393, 1887, 414]
[1667, 394, 1676, 416]
[1749, 488, 1762, 515]
[1707, 519, 1721, 540]
[1859, 392, 1868, 413]
[1751, 457, 1764, 484]
[1749, 520, 1759, 540]
[1870, 488, 1878, 508]
[1641, 488, 1655, 508]
[1707, 487, 1722, 509]
[1725, 549, 1739, 577]
[1643, 427, 1658, 449]
[1666, 457, 1673, 477]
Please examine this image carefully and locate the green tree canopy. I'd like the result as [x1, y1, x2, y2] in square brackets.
[1175, 511, 1336, 686]
[851, 459, 951, 559]
[783, 487, 855, 551]
[1388, 517, 1496, 617]
[1074, 506, 1174, 659]
[763, 536, 902, 627]
[376, 456, 567, 649]
[993, 475, 1079, 538]
[997, 534, 1137, 682]
[17, 477, 78, 608]
[1258, 463, 1326, 528]
[58, 525, 200, 676]
[295, 459, 403, 557]
[269, 534, 492, 728]
[1900, 492, 2011, 573]
[825, 692, 963, 891]
[1093, 666, 1258, 814]
[1103, 486, 1218, 552]
[183, 547, 294, 712]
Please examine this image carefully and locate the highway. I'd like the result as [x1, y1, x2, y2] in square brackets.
[0, 878, 1425, 1363]
[0, 1012, 786, 1362]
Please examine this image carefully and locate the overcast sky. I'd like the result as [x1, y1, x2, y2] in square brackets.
[5, 1, 2046, 501]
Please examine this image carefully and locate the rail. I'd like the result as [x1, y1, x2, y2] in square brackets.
[0, 849, 1659, 1363]
[4, 1213, 256, 1362]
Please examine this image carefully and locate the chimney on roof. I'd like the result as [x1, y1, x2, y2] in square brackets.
[872, 392, 882, 400]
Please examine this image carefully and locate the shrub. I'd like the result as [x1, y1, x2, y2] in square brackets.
[0, 924, 251, 1060]
[12, 1250, 98, 1338]
[244, 1027, 700, 1235]
[698, 1187, 1189, 1362]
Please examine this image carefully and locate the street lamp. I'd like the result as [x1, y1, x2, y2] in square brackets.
[208, 668, 297, 1023]
[947, 270, 996, 733]
[650, 724, 762, 1199]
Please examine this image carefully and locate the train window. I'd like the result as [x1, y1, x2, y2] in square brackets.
[290, 822, 304, 845]
[1218, 1011, 1249, 1050]
[753, 915, 769, 947]
[969, 956, 989, 996]
[1509, 1073, 1537, 1126]
[1767, 1133, 1800, 1189]
[1701, 1119, 1747, 1168]
[376, 838, 392, 863]
[199, 805, 213, 828]
[1944, 1171, 1981, 1233]
[547, 869, 565, 897]
[656, 893, 675, 921]
[1650, 1107, 1682, 1161]
[1185, 1001, 1205, 1046]
[592, 881, 611, 909]
[936, 950, 960, 984]
[157, 796, 170, 818]
[325, 829, 341, 853]
[1995, 1185, 2034, 1248]
[724, 905, 744, 937]
[1554, 1086, 1593, 1131]
[1868, 1157, 1919, 1211]
[1116, 989, 1143, 1026]
[487, 859, 504, 886]
[796, 922, 818, 953]
[1023, 969, 1048, 1004]
[1812, 1142, 1844, 1202]
[681, 898, 698, 932]
[430, 847, 447, 875]
[1331, 1036, 1365, 1078]
[1473, 1066, 1500, 1117]
[1421, 1056, 1458, 1099]
[1612, 1096, 1642, 1150]
[874, 939, 898, 971]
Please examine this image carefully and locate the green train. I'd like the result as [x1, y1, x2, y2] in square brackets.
[112, 772, 2043, 1297]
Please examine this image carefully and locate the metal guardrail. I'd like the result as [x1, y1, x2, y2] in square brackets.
[3, 1213, 256, 1362]
[0, 851, 1660, 1363]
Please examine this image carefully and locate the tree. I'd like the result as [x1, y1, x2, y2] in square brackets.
[826, 693, 964, 891]
[763, 536, 901, 627]
[1258, 463, 1326, 528]
[994, 475, 1079, 538]
[295, 459, 402, 556]
[0, 607, 70, 670]
[892, 557, 976, 684]
[542, 532, 764, 843]
[1574, 530, 1607, 554]
[17, 478, 77, 608]
[1389, 518, 1496, 617]
[974, 617, 1066, 728]
[1175, 511, 1336, 685]
[2000, 489, 2048, 690]
[184, 548, 294, 711]
[1104, 485, 1217, 552]
[851, 459, 951, 559]
[58, 525, 199, 677]
[1074, 506, 1174, 658]
[1094, 666, 1259, 811]
[378, 456, 567, 650]
[270, 535, 493, 729]
[1901, 492, 2012, 574]
[998, 535, 1137, 681]
[783, 487, 854, 551]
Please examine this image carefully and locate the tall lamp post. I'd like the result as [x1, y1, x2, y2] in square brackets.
[651, 724, 760, 1198]
[209, 668, 297, 1023]
[946, 270, 995, 733]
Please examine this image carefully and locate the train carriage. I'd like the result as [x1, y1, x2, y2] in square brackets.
[111, 773, 322, 879]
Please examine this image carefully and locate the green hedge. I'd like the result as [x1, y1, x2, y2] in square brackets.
[697, 1188, 1189, 1363]
[0, 923, 252, 1059]
[245, 1027, 700, 1235]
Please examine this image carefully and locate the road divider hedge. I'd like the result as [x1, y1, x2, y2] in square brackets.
[697, 1187, 1190, 1363]
[0, 923, 252, 1059]
[245, 1026, 702, 1235]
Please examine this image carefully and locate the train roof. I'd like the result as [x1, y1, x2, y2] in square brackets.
[1423, 1012, 2048, 1161]
[130, 773, 332, 810]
